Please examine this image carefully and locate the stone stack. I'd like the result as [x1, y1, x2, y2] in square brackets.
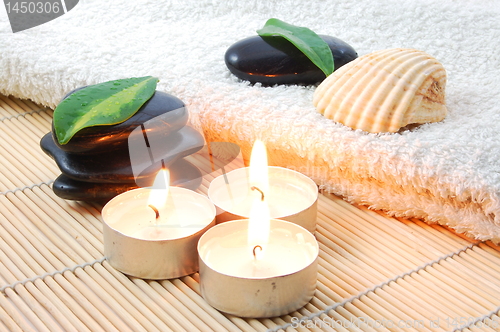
[41, 90, 205, 203]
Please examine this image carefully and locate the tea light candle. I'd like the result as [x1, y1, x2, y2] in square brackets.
[198, 216, 319, 317]
[102, 169, 216, 279]
[208, 140, 318, 232]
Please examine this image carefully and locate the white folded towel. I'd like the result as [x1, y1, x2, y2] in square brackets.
[1, 0, 499, 241]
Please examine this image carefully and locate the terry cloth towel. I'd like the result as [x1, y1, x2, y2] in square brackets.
[1, 0, 500, 242]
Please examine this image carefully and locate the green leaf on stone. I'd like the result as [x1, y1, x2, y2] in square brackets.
[257, 18, 334, 77]
[53, 76, 158, 145]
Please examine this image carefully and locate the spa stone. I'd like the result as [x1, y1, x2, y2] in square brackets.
[225, 35, 358, 85]
[41, 126, 205, 184]
[41, 84, 207, 203]
[54, 90, 188, 154]
[53, 158, 203, 202]
[53, 176, 138, 203]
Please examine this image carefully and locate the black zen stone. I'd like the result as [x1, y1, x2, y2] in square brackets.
[40, 126, 204, 184]
[54, 90, 188, 154]
[52, 175, 138, 203]
[53, 158, 203, 203]
[225, 35, 358, 85]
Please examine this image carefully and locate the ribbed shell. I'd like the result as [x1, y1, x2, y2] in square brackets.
[313, 48, 447, 133]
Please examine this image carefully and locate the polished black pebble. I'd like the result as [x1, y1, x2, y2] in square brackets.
[53, 158, 203, 203]
[52, 176, 138, 203]
[41, 126, 204, 184]
[54, 90, 188, 154]
[225, 35, 357, 85]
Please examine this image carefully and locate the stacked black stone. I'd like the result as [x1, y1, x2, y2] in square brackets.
[40, 90, 205, 203]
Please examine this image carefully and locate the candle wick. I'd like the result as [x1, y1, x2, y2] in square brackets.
[253, 245, 262, 259]
[141, 124, 155, 165]
[250, 186, 265, 201]
[148, 204, 160, 220]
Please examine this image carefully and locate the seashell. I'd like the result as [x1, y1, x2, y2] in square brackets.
[313, 48, 447, 133]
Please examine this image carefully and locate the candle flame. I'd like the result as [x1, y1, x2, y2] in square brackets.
[147, 167, 170, 209]
[247, 140, 271, 260]
[249, 139, 269, 198]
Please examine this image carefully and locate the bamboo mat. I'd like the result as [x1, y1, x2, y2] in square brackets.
[0, 93, 500, 332]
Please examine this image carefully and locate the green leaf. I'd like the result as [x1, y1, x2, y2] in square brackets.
[257, 18, 334, 77]
[53, 76, 158, 145]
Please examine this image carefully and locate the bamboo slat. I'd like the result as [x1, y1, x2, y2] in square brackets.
[0, 94, 499, 332]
